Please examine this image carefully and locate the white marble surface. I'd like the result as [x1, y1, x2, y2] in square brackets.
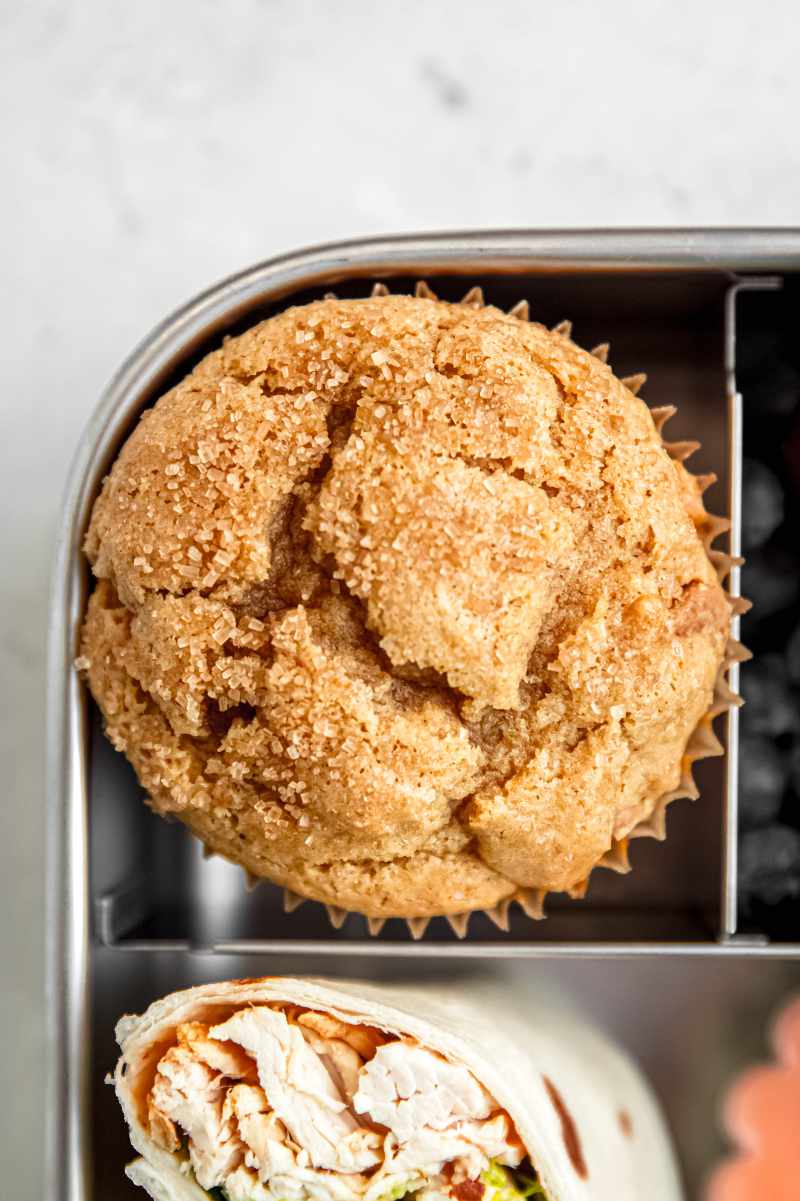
[2, 1, 800, 1195]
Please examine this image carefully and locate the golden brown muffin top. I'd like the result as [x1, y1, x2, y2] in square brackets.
[81, 295, 730, 916]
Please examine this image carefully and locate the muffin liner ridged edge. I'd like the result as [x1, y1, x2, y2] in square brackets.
[199, 280, 748, 940]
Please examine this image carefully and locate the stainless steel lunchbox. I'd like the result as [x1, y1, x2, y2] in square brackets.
[46, 230, 800, 1199]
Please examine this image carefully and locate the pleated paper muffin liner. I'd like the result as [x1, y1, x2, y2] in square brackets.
[200, 280, 748, 940]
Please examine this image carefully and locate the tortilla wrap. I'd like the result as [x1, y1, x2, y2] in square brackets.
[114, 976, 683, 1201]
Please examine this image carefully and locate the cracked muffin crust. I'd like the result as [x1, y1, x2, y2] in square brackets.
[80, 294, 730, 918]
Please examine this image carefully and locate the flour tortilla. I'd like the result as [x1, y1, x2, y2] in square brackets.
[114, 976, 683, 1201]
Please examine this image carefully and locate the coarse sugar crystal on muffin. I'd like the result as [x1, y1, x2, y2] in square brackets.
[80, 293, 732, 919]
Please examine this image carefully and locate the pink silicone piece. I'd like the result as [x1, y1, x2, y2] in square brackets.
[706, 996, 800, 1201]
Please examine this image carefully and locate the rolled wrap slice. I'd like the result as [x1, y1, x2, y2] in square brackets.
[114, 976, 683, 1201]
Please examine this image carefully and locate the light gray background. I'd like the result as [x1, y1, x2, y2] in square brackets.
[2, 0, 800, 1194]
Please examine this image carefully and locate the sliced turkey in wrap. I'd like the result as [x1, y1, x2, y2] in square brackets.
[113, 977, 683, 1201]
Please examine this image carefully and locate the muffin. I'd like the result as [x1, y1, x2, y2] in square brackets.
[80, 290, 733, 923]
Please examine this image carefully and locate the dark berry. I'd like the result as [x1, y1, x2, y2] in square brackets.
[739, 655, 800, 739]
[741, 549, 799, 621]
[738, 824, 800, 908]
[738, 736, 787, 828]
[742, 359, 800, 418]
[740, 459, 784, 552]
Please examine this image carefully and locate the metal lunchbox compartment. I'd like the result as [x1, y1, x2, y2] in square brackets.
[46, 230, 800, 1200]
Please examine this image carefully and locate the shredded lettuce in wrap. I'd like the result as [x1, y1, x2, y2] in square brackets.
[376, 1182, 419, 1201]
[481, 1161, 547, 1201]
